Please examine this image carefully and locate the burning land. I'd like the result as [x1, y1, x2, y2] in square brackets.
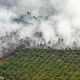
[1, 0, 80, 80]
[1, 0, 80, 57]
[0, 30, 80, 58]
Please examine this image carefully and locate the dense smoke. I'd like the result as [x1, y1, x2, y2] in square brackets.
[0, 0, 80, 57]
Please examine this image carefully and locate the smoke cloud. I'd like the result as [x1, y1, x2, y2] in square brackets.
[0, 0, 80, 57]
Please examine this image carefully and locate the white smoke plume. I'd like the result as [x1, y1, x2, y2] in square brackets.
[0, 0, 80, 57]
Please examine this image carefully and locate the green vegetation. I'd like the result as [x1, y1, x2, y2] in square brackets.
[0, 49, 80, 80]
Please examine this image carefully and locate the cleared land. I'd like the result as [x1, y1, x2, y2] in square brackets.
[0, 49, 80, 80]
